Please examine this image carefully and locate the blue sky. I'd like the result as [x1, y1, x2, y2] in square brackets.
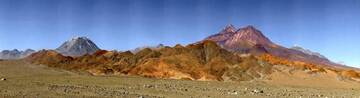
[0, 0, 359, 67]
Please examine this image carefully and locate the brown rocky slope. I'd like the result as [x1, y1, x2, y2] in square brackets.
[26, 40, 360, 82]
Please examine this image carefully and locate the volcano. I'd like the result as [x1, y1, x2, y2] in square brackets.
[204, 25, 342, 68]
[56, 37, 100, 57]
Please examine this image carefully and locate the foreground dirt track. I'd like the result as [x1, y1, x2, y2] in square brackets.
[0, 60, 360, 98]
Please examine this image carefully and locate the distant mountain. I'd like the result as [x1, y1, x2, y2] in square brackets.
[290, 46, 327, 60]
[0, 49, 36, 59]
[204, 25, 340, 67]
[130, 44, 166, 53]
[204, 25, 277, 55]
[56, 37, 100, 57]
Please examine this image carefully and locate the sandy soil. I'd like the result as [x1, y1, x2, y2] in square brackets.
[0, 60, 360, 98]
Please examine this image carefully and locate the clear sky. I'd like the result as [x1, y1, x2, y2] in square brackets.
[0, 0, 359, 67]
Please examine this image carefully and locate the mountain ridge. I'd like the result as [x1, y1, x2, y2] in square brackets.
[0, 49, 35, 59]
[290, 45, 328, 60]
[25, 25, 360, 82]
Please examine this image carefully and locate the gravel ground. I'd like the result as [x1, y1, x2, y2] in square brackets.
[1, 60, 359, 98]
